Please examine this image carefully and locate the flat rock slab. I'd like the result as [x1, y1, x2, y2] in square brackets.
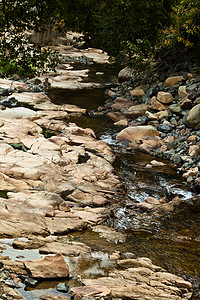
[45, 217, 87, 235]
[81, 258, 193, 299]
[40, 296, 70, 300]
[39, 240, 91, 256]
[12, 92, 87, 114]
[70, 286, 111, 298]
[24, 254, 69, 279]
[93, 225, 126, 243]
[0, 212, 49, 238]
[0, 78, 30, 91]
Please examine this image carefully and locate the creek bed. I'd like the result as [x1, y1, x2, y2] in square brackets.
[48, 72, 200, 298]
[1, 62, 200, 299]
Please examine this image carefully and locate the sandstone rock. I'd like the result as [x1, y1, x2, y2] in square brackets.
[0, 212, 49, 238]
[106, 89, 118, 98]
[165, 76, 184, 87]
[0, 107, 37, 119]
[178, 86, 187, 98]
[22, 191, 70, 215]
[13, 92, 87, 114]
[118, 67, 135, 83]
[82, 262, 192, 299]
[139, 137, 164, 153]
[39, 241, 91, 256]
[24, 254, 69, 279]
[2, 286, 23, 299]
[12, 237, 47, 250]
[70, 286, 111, 298]
[187, 135, 197, 143]
[188, 145, 199, 156]
[136, 201, 153, 211]
[93, 225, 126, 243]
[145, 196, 160, 205]
[157, 91, 174, 104]
[71, 207, 107, 224]
[155, 110, 169, 119]
[107, 112, 126, 122]
[149, 96, 168, 111]
[187, 104, 200, 128]
[150, 160, 166, 167]
[67, 189, 107, 206]
[182, 167, 198, 179]
[145, 111, 158, 120]
[123, 104, 148, 118]
[116, 125, 159, 142]
[111, 97, 133, 110]
[40, 295, 70, 300]
[114, 119, 128, 126]
[0, 78, 30, 91]
[1, 260, 26, 275]
[46, 217, 87, 235]
[130, 89, 145, 97]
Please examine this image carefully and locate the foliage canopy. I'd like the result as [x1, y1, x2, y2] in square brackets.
[0, 0, 199, 76]
[0, 0, 62, 77]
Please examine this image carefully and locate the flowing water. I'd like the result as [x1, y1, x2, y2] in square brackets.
[1, 62, 200, 299]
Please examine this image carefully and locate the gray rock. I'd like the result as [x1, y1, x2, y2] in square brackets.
[0, 96, 18, 108]
[24, 277, 38, 287]
[56, 282, 69, 293]
[171, 154, 182, 164]
[170, 117, 178, 126]
[158, 123, 172, 133]
[33, 78, 42, 85]
[187, 83, 198, 91]
[193, 76, 200, 83]
[5, 279, 16, 288]
[0, 89, 10, 96]
[32, 85, 43, 93]
[169, 104, 182, 114]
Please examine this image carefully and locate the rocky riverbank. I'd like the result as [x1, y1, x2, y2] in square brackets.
[100, 65, 200, 212]
[0, 34, 196, 299]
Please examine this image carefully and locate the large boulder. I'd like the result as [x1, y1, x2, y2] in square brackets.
[116, 125, 159, 142]
[24, 254, 69, 279]
[118, 67, 135, 83]
[187, 104, 200, 128]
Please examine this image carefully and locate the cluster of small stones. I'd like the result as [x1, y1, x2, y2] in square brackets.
[100, 67, 200, 191]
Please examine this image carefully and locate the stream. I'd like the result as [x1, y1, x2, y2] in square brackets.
[1, 62, 200, 299]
